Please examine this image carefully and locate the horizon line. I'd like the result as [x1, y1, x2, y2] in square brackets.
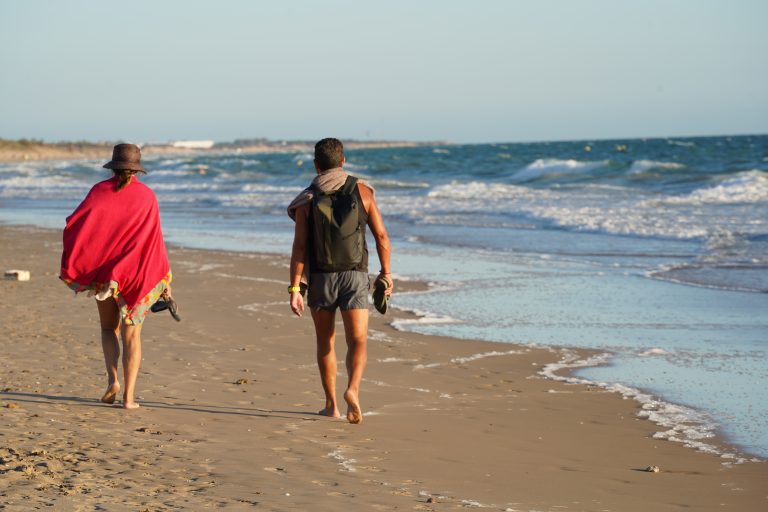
[1, 131, 766, 147]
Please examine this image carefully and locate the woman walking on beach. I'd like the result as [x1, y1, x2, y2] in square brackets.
[60, 144, 172, 409]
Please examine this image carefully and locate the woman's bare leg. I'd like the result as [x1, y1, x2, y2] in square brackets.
[120, 321, 143, 409]
[96, 298, 121, 404]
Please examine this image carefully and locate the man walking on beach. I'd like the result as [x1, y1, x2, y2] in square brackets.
[287, 138, 393, 424]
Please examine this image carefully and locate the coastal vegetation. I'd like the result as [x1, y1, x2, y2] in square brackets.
[0, 137, 432, 163]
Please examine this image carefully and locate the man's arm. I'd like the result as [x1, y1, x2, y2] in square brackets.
[359, 184, 393, 295]
[289, 203, 309, 316]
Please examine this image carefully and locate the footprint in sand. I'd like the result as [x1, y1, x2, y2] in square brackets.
[311, 479, 339, 487]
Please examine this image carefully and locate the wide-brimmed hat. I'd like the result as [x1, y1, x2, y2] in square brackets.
[103, 143, 146, 172]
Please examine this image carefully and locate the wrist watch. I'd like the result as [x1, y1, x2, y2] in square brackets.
[287, 285, 301, 293]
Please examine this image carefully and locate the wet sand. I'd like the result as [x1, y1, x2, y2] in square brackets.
[1, 225, 766, 511]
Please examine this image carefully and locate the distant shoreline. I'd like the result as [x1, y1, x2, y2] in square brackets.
[0, 139, 443, 163]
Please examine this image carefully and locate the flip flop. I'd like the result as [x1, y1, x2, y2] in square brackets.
[151, 296, 182, 322]
[372, 276, 391, 315]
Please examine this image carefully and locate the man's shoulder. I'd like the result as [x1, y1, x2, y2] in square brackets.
[356, 181, 375, 197]
[356, 181, 375, 210]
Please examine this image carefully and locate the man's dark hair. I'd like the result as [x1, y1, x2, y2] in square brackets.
[314, 138, 344, 171]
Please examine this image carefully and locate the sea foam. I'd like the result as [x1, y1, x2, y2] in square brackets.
[390, 307, 461, 332]
[661, 170, 768, 205]
[540, 349, 749, 463]
[450, 349, 527, 364]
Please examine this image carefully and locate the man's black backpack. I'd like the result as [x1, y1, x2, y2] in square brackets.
[310, 176, 364, 272]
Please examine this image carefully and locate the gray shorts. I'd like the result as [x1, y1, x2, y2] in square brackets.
[308, 270, 370, 311]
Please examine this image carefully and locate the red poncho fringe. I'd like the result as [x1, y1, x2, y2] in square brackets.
[60, 176, 171, 318]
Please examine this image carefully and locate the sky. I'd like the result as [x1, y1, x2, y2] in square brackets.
[1, 1, 766, 144]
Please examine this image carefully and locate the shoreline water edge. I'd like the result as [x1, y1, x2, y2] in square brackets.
[1, 224, 767, 510]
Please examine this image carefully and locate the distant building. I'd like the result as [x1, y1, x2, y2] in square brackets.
[171, 140, 215, 149]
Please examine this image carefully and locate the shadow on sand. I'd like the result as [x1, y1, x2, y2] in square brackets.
[0, 390, 323, 421]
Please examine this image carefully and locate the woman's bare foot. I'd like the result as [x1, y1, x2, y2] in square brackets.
[344, 389, 363, 424]
[318, 407, 342, 418]
[122, 393, 140, 409]
[100, 382, 120, 404]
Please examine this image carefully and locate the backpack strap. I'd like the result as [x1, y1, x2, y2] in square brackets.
[310, 175, 358, 196]
[340, 175, 358, 195]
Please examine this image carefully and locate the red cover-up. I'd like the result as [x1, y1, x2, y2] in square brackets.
[60, 176, 171, 318]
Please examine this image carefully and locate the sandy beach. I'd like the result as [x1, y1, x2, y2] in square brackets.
[1, 224, 766, 511]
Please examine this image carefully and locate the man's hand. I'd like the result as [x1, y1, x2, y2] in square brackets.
[379, 272, 394, 296]
[290, 292, 305, 317]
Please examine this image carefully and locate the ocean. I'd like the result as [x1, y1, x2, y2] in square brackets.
[2, 135, 767, 460]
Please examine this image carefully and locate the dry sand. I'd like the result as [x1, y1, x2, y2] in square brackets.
[0, 225, 766, 511]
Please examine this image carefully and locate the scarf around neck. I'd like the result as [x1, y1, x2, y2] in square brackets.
[287, 167, 374, 220]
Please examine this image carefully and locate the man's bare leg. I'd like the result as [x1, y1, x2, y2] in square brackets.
[311, 308, 342, 417]
[96, 298, 121, 404]
[120, 321, 143, 409]
[340, 308, 368, 424]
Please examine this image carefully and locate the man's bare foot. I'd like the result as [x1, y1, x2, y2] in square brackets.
[318, 407, 342, 418]
[344, 389, 363, 424]
[100, 382, 120, 404]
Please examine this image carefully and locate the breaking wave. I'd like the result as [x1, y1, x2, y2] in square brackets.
[627, 160, 686, 175]
[660, 170, 768, 205]
[513, 158, 609, 181]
